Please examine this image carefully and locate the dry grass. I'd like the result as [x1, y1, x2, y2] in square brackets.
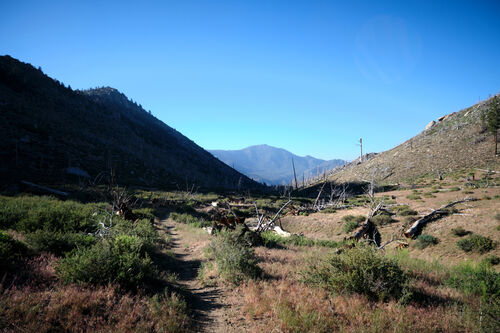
[0, 284, 190, 332]
[239, 279, 479, 332]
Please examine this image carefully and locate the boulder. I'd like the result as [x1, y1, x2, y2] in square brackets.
[424, 120, 436, 131]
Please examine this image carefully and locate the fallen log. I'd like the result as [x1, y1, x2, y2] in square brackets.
[404, 198, 474, 238]
[21, 181, 68, 196]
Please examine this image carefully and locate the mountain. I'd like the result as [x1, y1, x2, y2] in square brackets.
[209, 145, 345, 185]
[326, 95, 500, 184]
[0, 55, 262, 191]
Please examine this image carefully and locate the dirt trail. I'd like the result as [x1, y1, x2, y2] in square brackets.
[156, 219, 227, 333]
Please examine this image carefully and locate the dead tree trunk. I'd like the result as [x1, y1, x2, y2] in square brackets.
[351, 203, 382, 246]
[404, 198, 473, 238]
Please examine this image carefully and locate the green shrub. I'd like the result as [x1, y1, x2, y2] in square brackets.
[415, 234, 439, 249]
[482, 255, 500, 266]
[205, 229, 261, 284]
[448, 187, 461, 192]
[303, 244, 409, 301]
[0, 231, 28, 271]
[261, 232, 338, 248]
[58, 235, 156, 288]
[0, 195, 102, 233]
[406, 194, 422, 200]
[451, 227, 471, 237]
[445, 262, 500, 296]
[170, 212, 211, 228]
[343, 221, 359, 233]
[370, 213, 395, 226]
[26, 230, 95, 256]
[341, 215, 365, 224]
[457, 234, 496, 253]
[391, 205, 418, 216]
[112, 218, 159, 252]
[132, 207, 155, 220]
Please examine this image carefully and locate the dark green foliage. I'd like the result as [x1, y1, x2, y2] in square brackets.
[261, 232, 339, 248]
[170, 212, 211, 228]
[58, 235, 156, 289]
[415, 234, 439, 249]
[132, 207, 155, 221]
[112, 218, 159, 252]
[370, 212, 395, 226]
[451, 227, 472, 237]
[341, 215, 365, 233]
[0, 231, 28, 271]
[304, 245, 408, 301]
[205, 229, 261, 284]
[482, 255, 500, 266]
[341, 215, 365, 224]
[26, 230, 95, 256]
[0, 195, 101, 233]
[343, 221, 359, 233]
[392, 205, 418, 216]
[457, 234, 496, 253]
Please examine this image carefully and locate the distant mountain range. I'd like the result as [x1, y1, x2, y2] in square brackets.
[0, 55, 262, 191]
[210, 145, 345, 185]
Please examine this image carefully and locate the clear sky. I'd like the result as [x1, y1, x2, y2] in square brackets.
[1, 0, 499, 160]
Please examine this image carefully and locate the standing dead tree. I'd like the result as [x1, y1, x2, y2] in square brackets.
[404, 198, 474, 238]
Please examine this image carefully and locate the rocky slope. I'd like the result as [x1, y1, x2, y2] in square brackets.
[328, 95, 500, 184]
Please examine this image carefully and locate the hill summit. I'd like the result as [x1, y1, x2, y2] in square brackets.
[210, 144, 345, 185]
[0, 55, 262, 191]
[328, 95, 500, 184]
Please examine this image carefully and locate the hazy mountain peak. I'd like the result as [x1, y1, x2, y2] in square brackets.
[210, 145, 345, 185]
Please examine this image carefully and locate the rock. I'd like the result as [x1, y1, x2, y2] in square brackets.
[424, 120, 436, 130]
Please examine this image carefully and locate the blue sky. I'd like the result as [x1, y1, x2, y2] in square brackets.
[1, 0, 499, 160]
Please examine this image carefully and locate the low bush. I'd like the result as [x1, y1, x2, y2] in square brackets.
[406, 194, 422, 200]
[303, 244, 409, 301]
[451, 227, 471, 237]
[341, 215, 365, 224]
[370, 213, 395, 226]
[261, 232, 339, 248]
[26, 230, 96, 256]
[391, 205, 418, 216]
[457, 234, 496, 254]
[343, 221, 359, 233]
[204, 229, 261, 285]
[0, 231, 28, 271]
[112, 218, 159, 252]
[58, 235, 156, 289]
[415, 234, 439, 249]
[0, 195, 102, 233]
[482, 255, 500, 266]
[341, 215, 365, 233]
[132, 207, 155, 221]
[170, 212, 211, 228]
[445, 261, 500, 296]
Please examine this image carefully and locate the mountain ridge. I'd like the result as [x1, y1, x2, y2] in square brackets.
[0, 55, 262, 191]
